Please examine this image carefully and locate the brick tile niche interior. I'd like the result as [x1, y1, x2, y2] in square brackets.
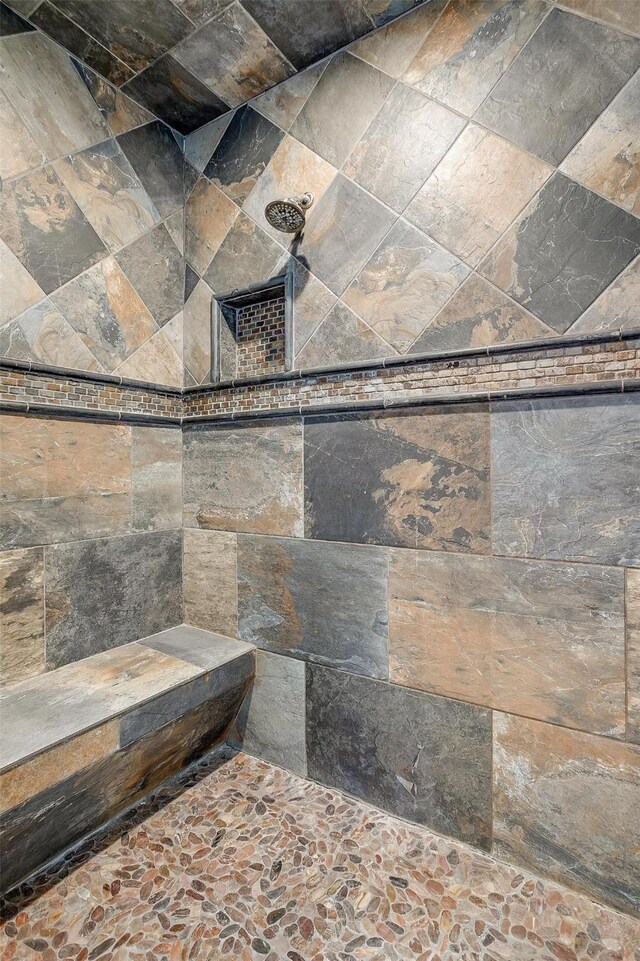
[1, 0, 640, 957]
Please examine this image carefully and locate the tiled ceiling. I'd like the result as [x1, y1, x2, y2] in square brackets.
[3, 0, 428, 135]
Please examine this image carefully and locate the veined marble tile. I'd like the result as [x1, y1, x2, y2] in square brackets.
[203, 211, 282, 294]
[295, 300, 391, 369]
[117, 121, 184, 220]
[183, 279, 213, 385]
[173, 2, 293, 107]
[0, 164, 107, 295]
[479, 173, 640, 332]
[0, 239, 43, 326]
[0, 547, 44, 687]
[252, 60, 327, 132]
[343, 218, 470, 352]
[230, 649, 306, 776]
[54, 139, 161, 253]
[183, 529, 237, 637]
[0, 415, 131, 551]
[0, 32, 110, 160]
[131, 427, 182, 533]
[404, 0, 548, 117]
[290, 51, 394, 168]
[237, 534, 389, 679]
[203, 104, 284, 204]
[628, 569, 640, 743]
[389, 549, 625, 735]
[349, 0, 448, 78]
[491, 394, 640, 566]
[493, 713, 640, 915]
[0, 89, 45, 180]
[412, 274, 554, 353]
[114, 326, 183, 388]
[406, 124, 552, 268]
[561, 71, 639, 215]
[476, 7, 640, 165]
[344, 83, 465, 214]
[306, 664, 492, 848]
[51, 257, 158, 371]
[183, 420, 304, 537]
[72, 60, 154, 137]
[569, 257, 639, 334]
[115, 223, 184, 327]
[184, 175, 239, 275]
[304, 407, 491, 552]
[0, 299, 103, 373]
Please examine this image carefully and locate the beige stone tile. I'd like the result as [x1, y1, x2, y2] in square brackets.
[0, 299, 104, 372]
[0, 721, 118, 813]
[0, 239, 44, 326]
[184, 279, 213, 386]
[183, 529, 237, 637]
[0, 89, 45, 180]
[131, 427, 182, 533]
[556, 0, 640, 35]
[569, 257, 639, 334]
[0, 547, 44, 687]
[627, 568, 640, 743]
[184, 175, 239, 275]
[114, 327, 183, 388]
[349, 0, 448, 77]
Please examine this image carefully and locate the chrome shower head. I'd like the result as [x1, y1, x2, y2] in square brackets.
[264, 193, 314, 234]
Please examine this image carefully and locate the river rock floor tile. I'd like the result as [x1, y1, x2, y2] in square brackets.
[1, 750, 638, 960]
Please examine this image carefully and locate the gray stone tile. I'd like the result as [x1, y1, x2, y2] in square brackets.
[475, 7, 640, 165]
[479, 173, 640, 332]
[183, 278, 214, 385]
[171, 0, 234, 27]
[569, 257, 639, 334]
[71, 60, 154, 137]
[117, 121, 184, 219]
[185, 175, 239, 275]
[237, 534, 389, 678]
[203, 104, 285, 204]
[556, 0, 640, 35]
[343, 218, 470, 352]
[297, 174, 396, 296]
[131, 426, 182, 533]
[305, 407, 491, 552]
[142, 625, 253, 670]
[183, 420, 304, 536]
[349, 0, 447, 78]
[491, 394, 640, 566]
[52, 0, 192, 72]
[290, 51, 395, 168]
[0, 239, 43, 326]
[243, 0, 372, 70]
[295, 300, 391, 368]
[0, 164, 107, 295]
[404, 0, 549, 117]
[412, 274, 554, 353]
[0, 548, 44, 687]
[183, 112, 233, 173]
[229, 650, 306, 775]
[0, 88, 45, 180]
[361, 0, 428, 28]
[45, 530, 183, 669]
[203, 211, 282, 294]
[172, 2, 294, 107]
[0, 299, 102, 373]
[0, 2, 34, 34]
[115, 223, 184, 327]
[628, 570, 640, 744]
[114, 325, 183, 388]
[306, 664, 492, 848]
[344, 83, 465, 214]
[275, 254, 337, 357]
[252, 60, 327, 132]
[121, 54, 228, 135]
[51, 256, 158, 371]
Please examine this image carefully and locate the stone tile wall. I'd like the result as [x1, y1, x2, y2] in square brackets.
[183, 395, 640, 915]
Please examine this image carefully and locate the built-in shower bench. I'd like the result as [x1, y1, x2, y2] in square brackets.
[0, 626, 254, 893]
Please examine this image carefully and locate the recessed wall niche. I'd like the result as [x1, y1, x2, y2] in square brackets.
[212, 273, 293, 384]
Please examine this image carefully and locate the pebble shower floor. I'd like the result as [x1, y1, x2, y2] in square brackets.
[1, 749, 638, 961]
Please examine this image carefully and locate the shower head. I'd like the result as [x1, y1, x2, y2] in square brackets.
[264, 193, 314, 234]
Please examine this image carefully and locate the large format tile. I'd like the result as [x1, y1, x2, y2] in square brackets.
[141, 625, 253, 672]
[252, 60, 327, 132]
[493, 713, 640, 915]
[348, 0, 448, 78]
[628, 570, 640, 744]
[291, 51, 395, 168]
[412, 274, 554, 353]
[570, 257, 639, 334]
[173, 2, 293, 107]
[305, 408, 491, 552]
[45, 530, 183, 668]
[0, 299, 103, 372]
[51, 0, 192, 73]
[0, 89, 45, 180]
[276, 254, 337, 357]
[297, 174, 396, 296]
[203, 211, 282, 294]
[0, 547, 44, 687]
[184, 175, 239, 275]
[294, 299, 389, 369]
[0, 2, 34, 34]
[404, 0, 548, 117]
[0, 32, 109, 159]
[0, 415, 131, 550]
[406, 124, 552, 268]
[306, 664, 492, 848]
[115, 223, 184, 327]
[122, 54, 228, 136]
[237, 534, 389, 678]
[479, 173, 640, 332]
[183, 112, 234, 173]
[0, 165, 106, 295]
[557, 0, 640, 34]
[131, 426, 182, 533]
[203, 104, 285, 204]
[230, 650, 306, 776]
[561, 71, 639, 215]
[183, 279, 213, 385]
[343, 218, 469, 352]
[491, 394, 640, 566]
[0, 239, 43, 326]
[54, 139, 161, 254]
[71, 60, 154, 137]
[344, 83, 465, 214]
[183, 420, 304, 536]
[476, 7, 640, 165]
[389, 550, 625, 735]
[117, 121, 184, 220]
[114, 327, 183, 388]
[51, 257, 158, 371]
[183, 529, 238, 637]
